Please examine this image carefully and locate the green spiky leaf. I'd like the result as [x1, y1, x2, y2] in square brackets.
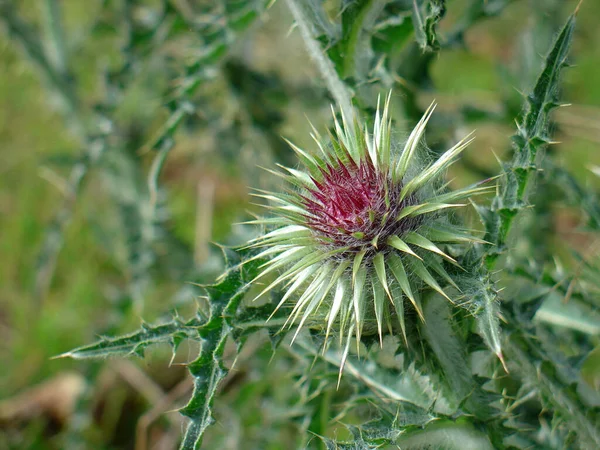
[412, 0, 447, 52]
[56, 316, 203, 360]
[476, 6, 577, 268]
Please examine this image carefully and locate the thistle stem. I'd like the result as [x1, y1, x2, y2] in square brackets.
[285, 0, 354, 122]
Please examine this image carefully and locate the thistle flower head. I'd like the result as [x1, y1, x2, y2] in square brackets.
[302, 145, 422, 251]
[247, 93, 490, 358]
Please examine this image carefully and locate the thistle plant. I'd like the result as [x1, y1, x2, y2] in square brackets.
[247, 95, 489, 353]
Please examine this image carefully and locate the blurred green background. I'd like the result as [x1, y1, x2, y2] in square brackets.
[1, 0, 599, 448]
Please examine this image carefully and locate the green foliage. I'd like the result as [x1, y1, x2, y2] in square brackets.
[323, 420, 494, 450]
[177, 250, 260, 449]
[61, 248, 268, 448]
[0, 0, 268, 309]
[476, 9, 577, 269]
[461, 5, 579, 373]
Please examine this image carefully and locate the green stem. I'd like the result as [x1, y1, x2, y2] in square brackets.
[340, 0, 390, 79]
[285, 0, 354, 121]
[478, 8, 577, 269]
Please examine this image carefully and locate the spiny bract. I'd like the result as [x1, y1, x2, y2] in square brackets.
[246, 93, 490, 359]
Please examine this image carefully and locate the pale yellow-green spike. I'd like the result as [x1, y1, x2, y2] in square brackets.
[387, 253, 424, 320]
[253, 200, 306, 214]
[326, 260, 351, 291]
[306, 114, 323, 141]
[377, 91, 392, 169]
[365, 126, 378, 168]
[396, 202, 466, 221]
[276, 164, 317, 188]
[239, 216, 288, 226]
[251, 186, 304, 199]
[384, 304, 393, 337]
[422, 226, 486, 244]
[282, 137, 320, 169]
[339, 103, 358, 153]
[373, 94, 382, 161]
[400, 133, 475, 200]
[437, 179, 457, 195]
[244, 245, 296, 265]
[256, 245, 308, 269]
[387, 235, 422, 260]
[252, 247, 311, 280]
[285, 283, 320, 330]
[223, 245, 296, 279]
[250, 223, 312, 239]
[249, 192, 291, 204]
[433, 184, 495, 204]
[352, 116, 366, 161]
[286, 263, 333, 329]
[391, 291, 407, 345]
[249, 228, 312, 246]
[254, 203, 306, 221]
[332, 105, 352, 158]
[259, 167, 309, 190]
[292, 261, 347, 343]
[258, 165, 287, 179]
[339, 290, 354, 347]
[247, 208, 303, 226]
[428, 132, 475, 170]
[288, 263, 331, 315]
[309, 132, 331, 165]
[291, 282, 328, 343]
[250, 224, 308, 241]
[325, 278, 346, 345]
[314, 261, 349, 322]
[252, 259, 315, 303]
[252, 248, 340, 297]
[372, 277, 386, 347]
[404, 232, 458, 265]
[370, 93, 385, 166]
[352, 248, 367, 282]
[250, 237, 316, 250]
[337, 323, 355, 389]
[426, 255, 461, 291]
[269, 203, 308, 215]
[291, 298, 320, 343]
[395, 101, 436, 180]
[374, 252, 392, 300]
[371, 234, 379, 249]
[268, 265, 319, 320]
[310, 131, 326, 153]
[352, 263, 367, 354]
[409, 258, 452, 302]
[246, 238, 316, 251]
[249, 226, 310, 246]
